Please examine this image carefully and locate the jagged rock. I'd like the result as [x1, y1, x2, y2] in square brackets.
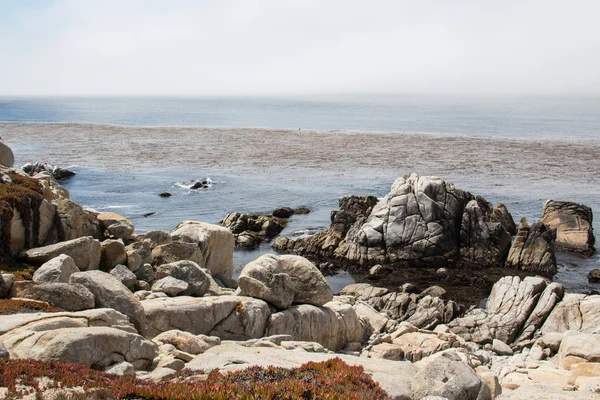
[541, 200, 595, 256]
[2, 326, 156, 369]
[0, 140, 15, 167]
[222, 212, 287, 249]
[32, 254, 80, 283]
[110, 264, 137, 290]
[151, 276, 188, 296]
[55, 198, 103, 241]
[97, 212, 135, 240]
[152, 241, 202, 266]
[126, 240, 153, 266]
[0, 274, 15, 298]
[237, 254, 333, 309]
[154, 260, 211, 297]
[22, 162, 76, 181]
[266, 301, 364, 351]
[505, 218, 557, 275]
[70, 270, 146, 335]
[491, 203, 517, 236]
[22, 236, 101, 271]
[273, 195, 378, 261]
[100, 239, 127, 271]
[8, 280, 94, 311]
[458, 197, 512, 268]
[142, 296, 270, 339]
[171, 221, 234, 277]
[541, 293, 600, 334]
[152, 330, 220, 355]
[448, 276, 563, 345]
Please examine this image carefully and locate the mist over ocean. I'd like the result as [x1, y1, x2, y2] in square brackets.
[1, 95, 599, 293]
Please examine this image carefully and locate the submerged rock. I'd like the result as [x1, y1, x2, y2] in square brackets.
[541, 200, 595, 256]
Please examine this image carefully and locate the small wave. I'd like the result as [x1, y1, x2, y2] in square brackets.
[173, 177, 219, 191]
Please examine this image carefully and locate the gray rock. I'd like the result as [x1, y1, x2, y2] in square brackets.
[136, 230, 172, 249]
[238, 254, 333, 309]
[22, 236, 101, 271]
[134, 263, 155, 283]
[0, 273, 15, 298]
[110, 264, 137, 290]
[97, 212, 135, 241]
[0, 140, 15, 167]
[55, 198, 104, 241]
[154, 260, 211, 297]
[151, 276, 188, 296]
[492, 339, 513, 356]
[152, 241, 203, 266]
[152, 330, 220, 355]
[104, 361, 135, 375]
[126, 240, 153, 267]
[541, 200, 595, 256]
[70, 270, 146, 335]
[0, 341, 8, 359]
[505, 218, 557, 275]
[100, 239, 127, 271]
[9, 280, 95, 311]
[33, 254, 80, 283]
[588, 269, 600, 283]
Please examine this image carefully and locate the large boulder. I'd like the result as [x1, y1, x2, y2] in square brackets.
[142, 296, 270, 339]
[110, 264, 137, 290]
[2, 326, 156, 369]
[458, 197, 512, 268]
[237, 254, 333, 309]
[151, 277, 188, 297]
[505, 218, 557, 275]
[152, 241, 202, 266]
[97, 212, 135, 240]
[70, 270, 146, 335]
[100, 239, 127, 271]
[171, 221, 234, 277]
[55, 198, 103, 241]
[0, 140, 15, 167]
[21, 236, 101, 271]
[8, 280, 95, 311]
[541, 200, 595, 256]
[266, 301, 364, 351]
[32, 254, 80, 283]
[541, 294, 600, 335]
[557, 333, 600, 369]
[154, 260, 211, 297]
[448, 276, 563, 345]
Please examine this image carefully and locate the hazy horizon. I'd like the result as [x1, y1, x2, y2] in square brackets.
[2, 0, 600, 97]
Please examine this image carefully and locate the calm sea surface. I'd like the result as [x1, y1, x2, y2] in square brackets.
[1, 95, 599, 294]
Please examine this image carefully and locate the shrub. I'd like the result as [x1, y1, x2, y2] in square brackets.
[0, 299, 65, 315]
[0, 357, 389, 399]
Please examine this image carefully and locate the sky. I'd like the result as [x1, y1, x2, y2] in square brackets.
[1, 0, 599, 96]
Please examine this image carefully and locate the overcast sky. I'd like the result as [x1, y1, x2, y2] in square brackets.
[1, 0, 599, 96]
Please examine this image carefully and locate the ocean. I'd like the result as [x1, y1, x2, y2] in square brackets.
[1, 95, 599, 295]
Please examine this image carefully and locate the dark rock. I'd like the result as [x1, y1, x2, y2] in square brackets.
[159, 192, 172, 198]
[143, 212, 158, 217]
[294, 207, 311, 215]
[272, 207, 294, 219]
[22, 162, 76, 182]
[222, 212, 287, 249]
[505, 218, 557, 275]
[588, 269, 600, 283]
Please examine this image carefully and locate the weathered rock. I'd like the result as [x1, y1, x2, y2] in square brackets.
[505, 218, 557, 275]
[151, 276, 188, 296]
[448, 276, 562, 345]
[126, 240, 152, 267]
[459, 197, 512, 269]
[222, 212, 287, 249]
[266, 301, 364, 351]
[2, 326, 156, 369]
[588, 269, 600, 283]
[238, 254, 333, 309]
[541, 294, 600, 335]
[105, 361, 135, 375]
[70, 270, 146, 335]
[0, 140, 15, 167]
[490, 203, 517, 236]
[558, 333, 600, 369]
[352, 301, 390, 336]
[541, 200, 595, 256]
[171, 221, 234, 277]
[8, 280, 95, 311]
[152, 241, 202, 266]
[100, 239, 127, 271]
[152, 330, 220, 355]
[55, 198, 103, 241]
[411, 350, 485, 400]
[137, 230, 172, 249]
[97, 212, 135, 240]
[134, 263, 155, 283]
[142, 296, 270, 339]
[31, 254, 79, 283]
[110, 264, 137, 290]
[492, 339, 513, 356]
[22, 162, 76, 182]
[37, 199, 56, 246]
[272, 207, 295, 219]
[0, 273, 15, 298]
[154, 260, 211, 297]
[22, 236, 101, 271]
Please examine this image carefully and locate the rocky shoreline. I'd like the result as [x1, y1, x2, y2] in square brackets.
[1, 137, 600, 399]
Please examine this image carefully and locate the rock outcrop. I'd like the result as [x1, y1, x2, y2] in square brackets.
[505, 218, 557, 275]
[222, 212, 287, 249]
[237, 254, 333, 309]
[541, 200, 595, 256]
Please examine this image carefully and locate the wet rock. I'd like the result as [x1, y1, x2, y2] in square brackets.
[367, 264, 392, 279]
[154, 260, 211, 297]
[272, 207, 294, 219]
[98, 212, 135, 241]
[505, 218, 557, 275]
[294, 207, 311, 215]
[541, 200, 595, 256]
[151, 276, 188, 296]
[588, 269, 600, 283]
[238, 254, 333, 309]
[22, 236, 101, 271]
[32, 254, 80, 283]
[100, 239, 127, 271]
[222, 212, 287, 249]
[171, 221, 234, 277]
[9, 280, 94, 311]
[159, 192, 172, 197]
[490, 202, 517, 236]
[70, 270, 147, 335]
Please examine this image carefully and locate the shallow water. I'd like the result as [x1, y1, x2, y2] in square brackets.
[2, 122, 599, 296]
